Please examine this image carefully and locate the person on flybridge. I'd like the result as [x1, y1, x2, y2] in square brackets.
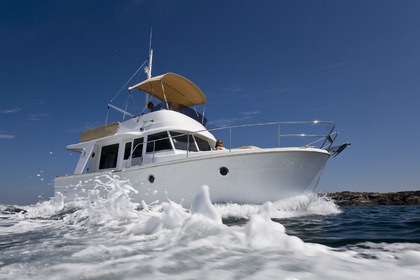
[143, 102, 154, 114]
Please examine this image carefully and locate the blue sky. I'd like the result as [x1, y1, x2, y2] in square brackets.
[1, 0, 419, 205]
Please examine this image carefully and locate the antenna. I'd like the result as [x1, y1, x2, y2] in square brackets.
[145, 28, 153, 79]
[144, 28, 153, 108]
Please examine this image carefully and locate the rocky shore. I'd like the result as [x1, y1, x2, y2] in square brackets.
[324, 190, 420, 206]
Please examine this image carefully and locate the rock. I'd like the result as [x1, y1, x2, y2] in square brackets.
[323, 191, 420, 206]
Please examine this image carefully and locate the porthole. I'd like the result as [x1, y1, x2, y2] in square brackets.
[148, 175, 155, 183]
[219, 167, 229, 176]
[91, 152, 95, 158]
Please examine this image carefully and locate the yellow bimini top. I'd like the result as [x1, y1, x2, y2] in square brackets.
[128, 72, 206, 109]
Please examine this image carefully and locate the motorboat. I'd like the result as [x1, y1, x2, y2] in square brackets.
[54, 49, 349, 207]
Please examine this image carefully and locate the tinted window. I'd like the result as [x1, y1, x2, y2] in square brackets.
[171, 131, 197, 152]
[195, 136, 211, 151]
[132, 138, 144, 158]
[146, 132, 172, 153]
[99, 144, 119, 169]
[124, 142, 132, 160]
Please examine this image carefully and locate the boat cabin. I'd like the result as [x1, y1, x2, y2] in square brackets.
[87, 129, 214, 173]
[66, 72, 219, 175]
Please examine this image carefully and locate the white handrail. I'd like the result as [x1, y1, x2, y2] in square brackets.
[141, 121, 338, 163]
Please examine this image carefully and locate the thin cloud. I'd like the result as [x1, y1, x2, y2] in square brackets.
[207, 82, 244, 97]
[207, 106, 261, 128]
[1, 99, 45, 115]
[240, 111, 261, 116]
[26, 113, 49, 121]
[68, 121, 104, 134]
[207, 117, 241, 128]
[0, 107, 22, 114]
[0, 132, 15, 139]
[230, 86, 242, 94]
[207, 115, 254, 128]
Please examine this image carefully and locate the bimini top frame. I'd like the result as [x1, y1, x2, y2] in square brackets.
[128, 72, 206, 109]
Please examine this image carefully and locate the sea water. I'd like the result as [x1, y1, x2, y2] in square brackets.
[1, 175, 420, 279]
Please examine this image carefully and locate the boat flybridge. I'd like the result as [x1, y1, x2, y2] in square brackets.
[54, 52, 349, 207]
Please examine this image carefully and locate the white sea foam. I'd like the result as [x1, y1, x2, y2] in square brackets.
[1, 177, 420, 279]
[215, 192, 341, 220]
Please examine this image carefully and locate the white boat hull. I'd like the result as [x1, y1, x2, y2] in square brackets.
[54, 148, 330, 207]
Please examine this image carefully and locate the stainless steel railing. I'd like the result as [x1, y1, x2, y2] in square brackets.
[206, 120, 337, 150]
[142, 120, 339, 162]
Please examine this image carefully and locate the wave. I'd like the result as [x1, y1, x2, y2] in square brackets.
[1, 175, 420, 279]
[2, 174, 341, 222]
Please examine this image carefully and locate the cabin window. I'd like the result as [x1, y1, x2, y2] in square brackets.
[124, 142, 132, 160]
[132, 138, 144, 158]
[146, 132, 172, 153]
[170, 131, 198, 152]
[195, 136, 211, 151]
[99, 143, 119, 169]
